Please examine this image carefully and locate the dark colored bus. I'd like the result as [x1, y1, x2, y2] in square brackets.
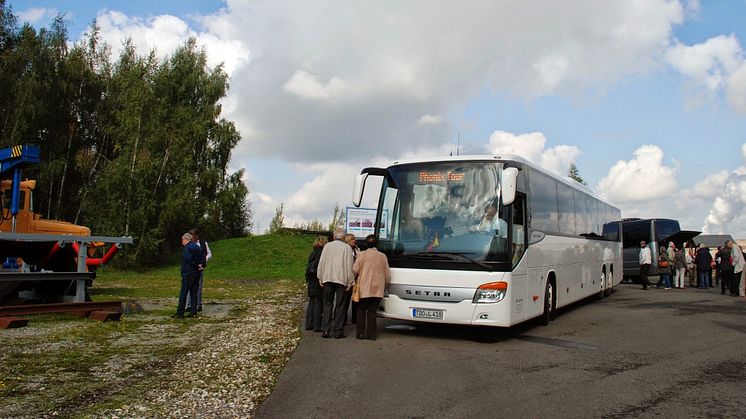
[603, 218, 700, 281]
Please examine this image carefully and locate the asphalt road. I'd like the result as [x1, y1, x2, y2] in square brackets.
[257, 283, 746, 418]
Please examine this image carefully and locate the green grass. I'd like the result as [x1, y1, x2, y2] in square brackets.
[0, 233, 316, 418]
[90, 234, 312, 300]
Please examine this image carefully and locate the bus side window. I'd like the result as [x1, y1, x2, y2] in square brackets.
[512, 194, 526, 266]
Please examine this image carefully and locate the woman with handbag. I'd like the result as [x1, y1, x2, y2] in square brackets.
[352, 235, 391, 340]
[658, 247, 672, 290]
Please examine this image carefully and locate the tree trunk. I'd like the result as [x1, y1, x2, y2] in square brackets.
[55, 122, 75, 220]
[123, 108, 142, 236]
[46, 176, 54, 220]
[74, 133, 106, 224]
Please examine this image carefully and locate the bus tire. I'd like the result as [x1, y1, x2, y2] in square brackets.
[539, 280, 555, 326]
[597, 271, 606, 300]
[604, 269, 613, 297]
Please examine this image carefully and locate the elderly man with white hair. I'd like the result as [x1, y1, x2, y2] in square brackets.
[173, 232, 203, 318]
[317, 227, 355, 338]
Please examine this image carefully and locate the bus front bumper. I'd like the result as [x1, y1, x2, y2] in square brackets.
[379, 294, 514, 327]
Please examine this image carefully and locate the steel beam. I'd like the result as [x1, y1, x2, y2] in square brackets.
[0, 300, 123, 316]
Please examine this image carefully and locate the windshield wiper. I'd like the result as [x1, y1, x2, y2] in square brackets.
[409, 251, 492, 271]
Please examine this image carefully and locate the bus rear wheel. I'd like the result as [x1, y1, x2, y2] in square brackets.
[597, 271, 606, 300]
[539, 280, 555, 326]
[604, 270, 613, 297]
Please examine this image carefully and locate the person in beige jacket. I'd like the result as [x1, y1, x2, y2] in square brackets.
[318, 228, 355, 338]
[353, 235, 391, 340]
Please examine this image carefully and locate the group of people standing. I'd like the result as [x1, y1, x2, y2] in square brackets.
[305, 227, 391, 340]
[639, 239, 746, 299]
[174, 229, 212, 318]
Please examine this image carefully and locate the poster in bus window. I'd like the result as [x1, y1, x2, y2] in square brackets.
[346, 207, 387, 239]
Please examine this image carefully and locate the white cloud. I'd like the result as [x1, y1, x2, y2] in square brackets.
[93, 11, 249, 76]
[210, 0, 686, 163]
[604, 143, 746, 237]
[667, 35, 743, 92]
[84, 2, 746, 235]
[666, 34, 746, 115]
[417, 114, 445, 125]
[683, 170, 729, 199]
[92, 1, 746, 168]
[279, 163, 385, 232]
[597, 145, 678, 203]
[726, 63, 746, 114]
[249, 192, 277, 234]
[17, 7, 58, 24]
[485, 131, 580, 176]
[539, 145, 582, 177]
[701, 142, 746, 235]
[286, 164, 357, 215]
[283, 71, 347, 101]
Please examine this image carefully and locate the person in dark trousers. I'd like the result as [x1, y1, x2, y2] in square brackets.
[352, 235, 391, 340]
[186, 228, 211, 312]
[305, 236, 327, 331]
[342, 233, 360, 324]
[714, 246, 722, 288]
[639, 241, 652, 290]
[173, 232, 203, 318]
[694, 244, 713, 289]
[726, 240, 742, 296]
[717, 242, 734, 295]
[317, 228, 354, 338]
[655, 241, 668, 288]
[658, 246, 672, 290]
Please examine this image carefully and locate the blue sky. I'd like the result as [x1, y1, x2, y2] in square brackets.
[9, 1, 746, 236]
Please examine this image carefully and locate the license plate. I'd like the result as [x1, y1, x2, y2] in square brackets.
[412, 308, 444, 320]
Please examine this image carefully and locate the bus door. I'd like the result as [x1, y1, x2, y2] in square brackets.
[509, 194, 529, 321]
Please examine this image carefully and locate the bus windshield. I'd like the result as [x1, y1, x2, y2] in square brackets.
[378, 161, 511, 267]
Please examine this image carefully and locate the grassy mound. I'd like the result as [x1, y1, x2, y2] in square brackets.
[91, 234, 315, 300]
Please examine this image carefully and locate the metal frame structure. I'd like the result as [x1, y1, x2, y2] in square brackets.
[0, 233, 133, 303]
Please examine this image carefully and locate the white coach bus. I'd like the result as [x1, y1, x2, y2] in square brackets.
[352, 155, 622, 327]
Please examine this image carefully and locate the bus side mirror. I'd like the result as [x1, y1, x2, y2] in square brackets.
[352, 173, 369, 207]
[501, 167, 519, 206]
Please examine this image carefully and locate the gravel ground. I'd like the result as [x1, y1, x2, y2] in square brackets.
[91, 290, 305, 419]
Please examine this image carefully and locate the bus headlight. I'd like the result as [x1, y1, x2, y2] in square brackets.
[473, 281, 508, 303]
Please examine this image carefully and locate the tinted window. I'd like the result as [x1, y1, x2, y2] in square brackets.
[586, 197, 599, 235]
[574, 191, 589, 235]
[654, 219, 680, 241]
[622, 221, 650, 249]
[512, 195, 527, 267]
[602, 221, 620, 241]
[529, 170, 559, 234]
[557, 183, 575, 235]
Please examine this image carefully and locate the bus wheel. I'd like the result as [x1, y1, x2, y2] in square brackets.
[604, 269, 613, 297]
[597, 271, 606, 300]
[539, 280, 555, 325]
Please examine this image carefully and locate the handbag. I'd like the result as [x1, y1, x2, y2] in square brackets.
[352, 282, 360, 303]
[658, 260, 669, 268]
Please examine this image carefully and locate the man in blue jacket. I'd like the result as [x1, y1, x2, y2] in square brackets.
[173, 232, 203, 318]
